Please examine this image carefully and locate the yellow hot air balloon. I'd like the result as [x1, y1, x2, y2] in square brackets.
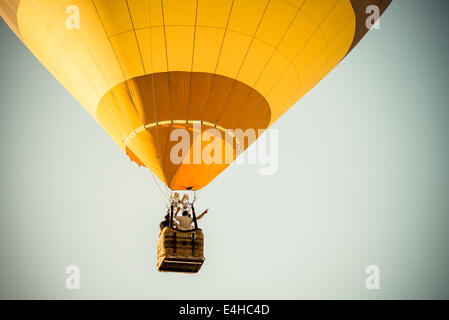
[0, 0, 391, 191]
[1, 0, 391, 272]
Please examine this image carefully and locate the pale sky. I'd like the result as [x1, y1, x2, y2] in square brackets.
[1, 0, 449, 299]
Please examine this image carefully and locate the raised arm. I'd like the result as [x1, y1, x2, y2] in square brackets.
[197, 209, 209, 220]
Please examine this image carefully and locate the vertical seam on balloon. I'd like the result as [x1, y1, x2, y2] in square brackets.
[199, 0, 235, 124]
[212, 0, 271, 126]
[148, 1, 170, 195]
[126, 0, 147, 74]
[148, 0, 163, 174]
[160, 0, 173, 119]
[185, 0, 199, 123]
[160, 0, 176, 188]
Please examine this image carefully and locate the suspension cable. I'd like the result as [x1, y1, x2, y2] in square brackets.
[149, 172, 171, 208]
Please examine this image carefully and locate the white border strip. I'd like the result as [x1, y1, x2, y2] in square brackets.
[123, 120, 239, 151]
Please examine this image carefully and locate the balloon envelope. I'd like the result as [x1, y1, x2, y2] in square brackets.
[0, 0, 391, 190]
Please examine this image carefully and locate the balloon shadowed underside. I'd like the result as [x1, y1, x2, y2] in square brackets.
[96, 71, 271, 190]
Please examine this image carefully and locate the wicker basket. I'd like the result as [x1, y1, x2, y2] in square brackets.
[156, 227, 205, 273]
